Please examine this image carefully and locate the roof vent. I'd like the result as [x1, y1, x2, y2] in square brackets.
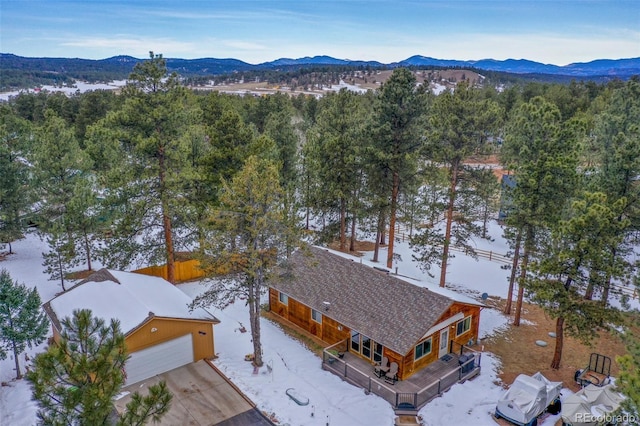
[373, 266, 390, 274]
[322, 301, 331, 311]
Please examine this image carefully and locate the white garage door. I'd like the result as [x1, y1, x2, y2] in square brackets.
[125, 334, 194, 386]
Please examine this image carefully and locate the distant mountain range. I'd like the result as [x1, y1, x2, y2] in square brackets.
[2, 53, 639, 79]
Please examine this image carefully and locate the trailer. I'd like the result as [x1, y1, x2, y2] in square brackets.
[495, 372, 562, 426]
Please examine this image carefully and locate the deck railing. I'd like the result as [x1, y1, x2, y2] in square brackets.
[322, 341, 481, 414]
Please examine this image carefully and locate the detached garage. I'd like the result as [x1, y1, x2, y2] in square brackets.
[43, 269, 220, 386]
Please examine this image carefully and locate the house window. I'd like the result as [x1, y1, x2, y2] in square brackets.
[311, 309, 322, 324]
[373, 342, 383, 363]
[350, 330, 360, 352]
[279, 292, 288, 305]
[362, 335, 371, 358]
[456, 316, 472, 337]
[414, 337, 432, 360]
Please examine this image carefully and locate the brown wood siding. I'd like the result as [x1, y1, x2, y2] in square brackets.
[436, 303, 481, 350]
[269, 290, 350, 345]
[309, 315, 322, 338]
[406, 338, 438, 379]
[133, 259, 205, 283]
[401, 302, 480, 380]
[287, 298, 311, 331]
[126, 317, 215, 361]
[320, 315, 350, 345]
[270, 288, 289, 318]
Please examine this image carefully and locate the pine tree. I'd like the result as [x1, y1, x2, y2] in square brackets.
[528, 192, 624, 369]
[0, 107, 33, 253]
[32, 110, 95, 276]
[472, 168, 501, 239]
[414, 82, 501, 286]
[192, 156, 299, 368]
[27, 309, 172, 425]
[305, 89, 368, 250]
[500, 96, 579, 326]
[200, 109, 253, 206]
[0, 269, 49, 379]
[371, 68, 427, 268]
[66, 177, 100, 272]
[90, 53, 201, 282]
[617, 315, 640, 418]
[587, 79, 640, 303]
[41, 221, 78, 291]
[263, 107, 303, 255]
[32, 110, 93, 227]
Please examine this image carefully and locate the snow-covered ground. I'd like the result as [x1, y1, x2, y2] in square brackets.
[0, 220, 626, 425]
[1, 77, 459, 102]
[327, 80, 369, 94]
[0, 80, 127, 101]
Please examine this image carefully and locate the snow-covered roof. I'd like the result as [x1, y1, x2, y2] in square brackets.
[44, 269, 219, 335]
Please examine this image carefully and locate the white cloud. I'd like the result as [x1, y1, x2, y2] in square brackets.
[142, 8, 317, 23]
[221, 40, 267, 51]
[61, 37, 198, 58]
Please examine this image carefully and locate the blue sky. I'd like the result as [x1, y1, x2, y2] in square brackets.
[2, 1, 638, 65]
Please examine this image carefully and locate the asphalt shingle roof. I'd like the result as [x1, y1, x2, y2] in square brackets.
[272, 247, 458, 355]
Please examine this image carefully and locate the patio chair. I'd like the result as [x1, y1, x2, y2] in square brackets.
[385, 362, 398, 385]
[374, 356, 389, 378]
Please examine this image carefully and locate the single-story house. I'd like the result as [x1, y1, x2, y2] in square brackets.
[43, 268, 220, 385]
[269, 247, 482, 381]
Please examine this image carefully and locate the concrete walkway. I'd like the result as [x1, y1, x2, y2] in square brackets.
[115, 360, 273, 426]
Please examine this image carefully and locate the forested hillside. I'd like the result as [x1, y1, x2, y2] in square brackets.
[0, 55, 638, 413]
[2, 52, 638, 91]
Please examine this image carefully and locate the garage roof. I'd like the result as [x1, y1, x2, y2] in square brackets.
[44, 269, 219, 335]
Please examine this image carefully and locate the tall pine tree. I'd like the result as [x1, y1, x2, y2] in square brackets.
[0, 269, 49, 379]
[0, 107, 32, 253]
[91, 53, 201, 282]
[500, 97, 578, 326]
[413, 82, 501, 286]
[32, 110, 95, 284]
[587, 79, 640, 303]
[371, 68, 427, 268]
[192, 156, 299, 368]
[305, 89, 368, 250]
[528, 192, 625, 369]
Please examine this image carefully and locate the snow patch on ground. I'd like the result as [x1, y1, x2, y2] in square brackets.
[0, 80, 127, 101]
[327, 80, 369, 94]
[180, 281, 396, 426]
[0, 219, 635, 426]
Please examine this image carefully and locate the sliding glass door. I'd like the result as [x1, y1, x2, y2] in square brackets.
[351, 331, 383, 362]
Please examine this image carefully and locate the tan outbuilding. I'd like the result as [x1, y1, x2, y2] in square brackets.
[43, 269, 219, 385]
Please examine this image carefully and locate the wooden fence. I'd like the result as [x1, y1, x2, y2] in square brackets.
[133, 259, 204, 283]
[392, 222, 637, 299]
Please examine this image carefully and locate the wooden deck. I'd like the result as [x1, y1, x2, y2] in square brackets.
[322, 348, 481, 413]
[330, 351, 461, 392]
